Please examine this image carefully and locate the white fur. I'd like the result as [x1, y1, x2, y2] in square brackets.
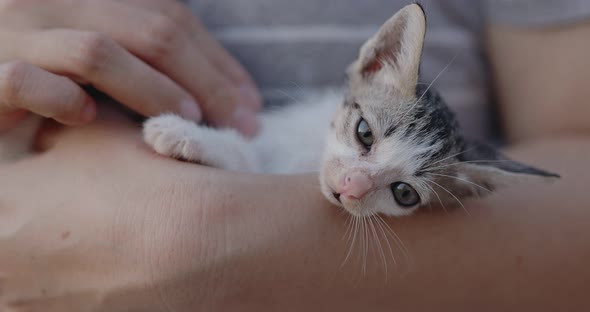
[254, 91, 340, 173]
[144, 90, 341, 174]
[142, 4, 435, 217]
[144, 114, 261, 172]
[142, 87, 431, 217]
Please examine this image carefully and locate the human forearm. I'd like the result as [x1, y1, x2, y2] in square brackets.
[3, 119, 587, 311]
[192, 136, 590, 311]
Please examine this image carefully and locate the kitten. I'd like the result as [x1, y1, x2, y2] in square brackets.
[143, 4, 558, 217]
[0, 4, 557, 218]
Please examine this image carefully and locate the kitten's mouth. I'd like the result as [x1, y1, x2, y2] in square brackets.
[332, 192, 342, 203]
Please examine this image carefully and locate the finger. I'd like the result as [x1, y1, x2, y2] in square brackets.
[60, 0, 258, 135]
[14, 29, 202, 121]
[122, 0, 263, 110]
[192, 23, 264, 111]
[0, 61, 96, 125]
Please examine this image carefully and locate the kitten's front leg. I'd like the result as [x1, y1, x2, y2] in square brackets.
[143, 114, 259, 172]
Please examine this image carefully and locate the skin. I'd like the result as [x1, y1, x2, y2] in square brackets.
[1, 6, 590, 312]
[0, 0, 261, 136]
[487, 21, 590, 142]
[1, 113, 589, 311]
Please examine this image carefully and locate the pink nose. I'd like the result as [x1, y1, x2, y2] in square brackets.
[339, 171, 373, 199]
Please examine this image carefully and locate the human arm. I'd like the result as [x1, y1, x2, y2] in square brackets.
[0, 0, 260, 135]
[1, 114, 589, 311]
[487, 19, 590, 142]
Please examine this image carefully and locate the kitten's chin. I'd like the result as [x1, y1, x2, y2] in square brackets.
[328, 198, 374, 217]
[343, 207, 374, 218]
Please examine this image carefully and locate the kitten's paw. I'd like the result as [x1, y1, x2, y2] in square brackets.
[143, 114, 259, 172]
[143, 114, 202, 161]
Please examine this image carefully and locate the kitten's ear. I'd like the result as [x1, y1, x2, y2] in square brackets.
[348, 3, 426, 97]
[452, 141, 560, 195]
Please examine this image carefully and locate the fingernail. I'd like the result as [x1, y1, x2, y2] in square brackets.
[231, 106, 259, 138]
[239, 85, 263, 111]
[180, 99, 202, 121]
[81, 102, 96, 122]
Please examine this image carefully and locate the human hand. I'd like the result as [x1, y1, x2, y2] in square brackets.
[0, 0, 261, 135]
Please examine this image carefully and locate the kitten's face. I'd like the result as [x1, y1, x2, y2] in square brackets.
[320, 84, 457, 217]
[319, 4, 558, 217]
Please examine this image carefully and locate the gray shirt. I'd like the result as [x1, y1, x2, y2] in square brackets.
[186, 0, 590, 141]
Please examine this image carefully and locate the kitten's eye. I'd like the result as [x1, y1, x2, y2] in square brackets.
[391, 182, 420, 207]
[356, 118, 373, 149]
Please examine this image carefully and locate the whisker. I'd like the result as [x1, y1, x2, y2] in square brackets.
[423, 181, 448, 214]
[429, 173, 493, 194]
[358, 217, 364, 275]
[355, 217, 362, 274]
[367, 217, 378, 274]
[422, 159, 515, 172]
[376, 214, 412, 266]
[428, 179, 470, 216]
[342, 214, 353, 241]
[369, 216, 388, 277]
[354, 216, 361, 269]
[401, 55, 457, 119]
[341, 216, 359, 268]
[394, 99, 416, 119]
[421, 148, 474, 171]
[357, 217, 365, 275]
[362, 217, 368, 276]
[374, 215, 397, 268]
